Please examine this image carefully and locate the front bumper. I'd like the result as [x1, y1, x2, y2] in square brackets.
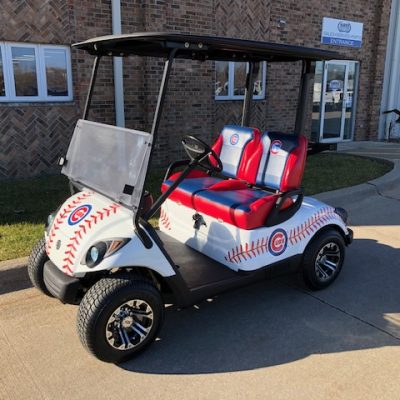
[43, 260, 83, 304]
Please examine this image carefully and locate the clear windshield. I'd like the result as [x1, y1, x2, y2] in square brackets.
[62, 119, 152, 209]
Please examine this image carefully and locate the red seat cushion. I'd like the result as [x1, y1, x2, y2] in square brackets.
[193, 188, 279, 230]
[162, 176, 222, 209]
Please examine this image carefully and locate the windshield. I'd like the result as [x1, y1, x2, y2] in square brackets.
[62, 119, 152, 209]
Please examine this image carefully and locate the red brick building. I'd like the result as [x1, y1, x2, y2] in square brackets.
[0, 0, 396, 179]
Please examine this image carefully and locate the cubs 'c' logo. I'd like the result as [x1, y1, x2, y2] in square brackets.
[230, 133, 239, 145]
[68, 204, 92, 226]
[268, 228, 288, 256]
[271, 140, 282, 154]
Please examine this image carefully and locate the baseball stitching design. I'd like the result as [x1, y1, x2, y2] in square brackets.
[225, 238, 268, 264]
[62, 202, 120, 275]
[46, 191, 93, 254]
[288, 206, 337, 245]
[160, 208, 171, 230]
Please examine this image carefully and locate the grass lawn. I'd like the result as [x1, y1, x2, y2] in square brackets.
[0, 153, 391, 261]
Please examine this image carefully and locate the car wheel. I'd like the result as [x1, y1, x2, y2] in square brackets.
[302, 229, 345, 290]
[27, 236, 52, 296]
[77, 274, 164, 363]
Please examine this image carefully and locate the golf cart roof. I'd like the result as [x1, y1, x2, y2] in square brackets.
[73, 32, 343, 62]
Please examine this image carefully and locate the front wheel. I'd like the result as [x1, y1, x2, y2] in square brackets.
[77, 274, 164, 363]
[301, 229, 345, 290]
[27, 236, 52, 296]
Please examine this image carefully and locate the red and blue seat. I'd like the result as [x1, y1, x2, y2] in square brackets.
[162, 125, 307, 230]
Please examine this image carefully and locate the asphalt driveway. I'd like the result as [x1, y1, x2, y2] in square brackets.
[1, 160, 400, 399]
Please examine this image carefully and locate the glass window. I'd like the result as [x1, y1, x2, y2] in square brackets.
[311, 61, 359, 143]
[0, 47, 5, 97]
[44, 48, 69, 97]
[215, 61, 266, 100]
[253, 62, 264, 96]
[215, 61, 229, 97]
[11, 46, 38, 97]
[233, 62, 246, 96]
[0, 42, 72, 102]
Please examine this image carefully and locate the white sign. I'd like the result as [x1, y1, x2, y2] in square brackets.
[321, 17, 363, 48]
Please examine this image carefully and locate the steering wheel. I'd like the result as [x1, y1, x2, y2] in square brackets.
[181, 135, 223, 173]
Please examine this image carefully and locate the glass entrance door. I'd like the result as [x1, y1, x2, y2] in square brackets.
[312, 61, 359, 143]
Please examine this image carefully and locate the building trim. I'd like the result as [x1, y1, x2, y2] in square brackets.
[379, 0, 400, 140]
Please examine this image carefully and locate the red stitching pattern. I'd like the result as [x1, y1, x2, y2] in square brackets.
[46, 191, 93, 254]
[225, 238, 268, 264]
[289, 207, 337, 245]
[62, 202, 121, 275]
[160, 208, 171, 230]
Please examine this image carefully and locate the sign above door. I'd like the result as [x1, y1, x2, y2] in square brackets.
[321, 17, 363, 48]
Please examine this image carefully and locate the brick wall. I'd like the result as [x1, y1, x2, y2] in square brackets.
[0, 0, 392, 178]
[0, 0, 116, 179]
[268, 0, 391, 141]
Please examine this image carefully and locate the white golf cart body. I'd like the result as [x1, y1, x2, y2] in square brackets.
[39, 33, 353, 309]
[45, 118, 348, 294]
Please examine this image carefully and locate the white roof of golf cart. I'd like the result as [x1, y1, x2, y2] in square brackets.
[73, 32, 344, 62]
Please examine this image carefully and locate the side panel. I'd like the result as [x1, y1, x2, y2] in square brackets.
[160, 197, 348, 272]
[46, 190, 175, 278]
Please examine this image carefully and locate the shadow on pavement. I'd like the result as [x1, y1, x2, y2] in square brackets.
[121, 238, 400, 375]
[0, 265, 31, 295]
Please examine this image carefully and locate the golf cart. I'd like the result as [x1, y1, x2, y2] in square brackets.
[28, 33, 353, 363]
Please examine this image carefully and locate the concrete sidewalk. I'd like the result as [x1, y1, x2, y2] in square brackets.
[338, 140, 400, 160]
[1, 142, 400, 399]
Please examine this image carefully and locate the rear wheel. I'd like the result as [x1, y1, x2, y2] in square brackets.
[27, 236, 52, 296]
[77, 274, 164, 363]
[302, 229, 345, 290]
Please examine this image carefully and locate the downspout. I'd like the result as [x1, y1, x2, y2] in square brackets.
[112, 0, 125, 127]
[379, 0, 400, 140]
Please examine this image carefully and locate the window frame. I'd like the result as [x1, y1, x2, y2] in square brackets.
[215, 61, 267, 101]
[0, 42, 73, 103]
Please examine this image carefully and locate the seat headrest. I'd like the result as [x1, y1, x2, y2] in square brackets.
[256, 132, 307, 192]
[211, 125, 261, 179]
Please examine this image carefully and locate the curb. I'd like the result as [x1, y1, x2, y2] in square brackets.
[0, 256, 28, 270]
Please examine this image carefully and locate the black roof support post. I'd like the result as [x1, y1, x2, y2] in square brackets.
[135, 49, 177, 248]
[294, 60, 314, 136]
[241, 61, 255, 127]
[150, 48, 177, 138]
[83, 56, 101, 120]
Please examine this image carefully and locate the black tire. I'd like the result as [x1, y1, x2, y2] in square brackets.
[27, 236, 52, 296]
[302, 228, 345, 290]
[77, 274, 164, 363]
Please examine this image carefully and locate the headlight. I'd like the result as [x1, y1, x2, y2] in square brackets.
[85, 239, 130, 268]
[45, 206, 61, 234]
[45, 212, 56, 234]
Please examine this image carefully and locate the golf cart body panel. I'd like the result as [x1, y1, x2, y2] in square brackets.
[45, 190, 175, 278]
[160, 197, 347, 272]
